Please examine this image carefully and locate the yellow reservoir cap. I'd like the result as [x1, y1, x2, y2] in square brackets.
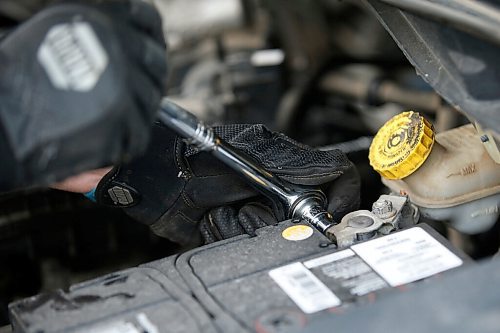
[369, 111, 435, 180]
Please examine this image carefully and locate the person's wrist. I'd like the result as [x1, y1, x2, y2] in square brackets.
[50, 167, 112, 194]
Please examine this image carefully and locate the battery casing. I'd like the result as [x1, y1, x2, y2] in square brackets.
[9, 222, 471, 333]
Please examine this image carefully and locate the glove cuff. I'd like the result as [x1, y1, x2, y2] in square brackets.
[95, 166, 142, 207]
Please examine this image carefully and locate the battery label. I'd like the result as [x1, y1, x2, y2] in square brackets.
[83, 313, 158, 333]
[305, 249, 388, 297]
[269, 226, 463, 314]
[269, 262, 341, 313]
[351, 227, 463, 287]
[85, 321, 140, 333]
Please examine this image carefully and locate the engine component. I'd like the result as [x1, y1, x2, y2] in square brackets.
[172, 48, 285, 128]
[369, 111, 435, 180]
[9, 222, 469, 333]
[157, 99, 338, 241]
[152, 0, 246, 49]
[369, 111, 500, 234]
[319, 65, 453, 115]
[318, 65, 461, 133]
[330, 194, 418, 247]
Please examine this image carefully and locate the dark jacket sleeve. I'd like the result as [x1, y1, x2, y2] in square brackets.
[0, 122, 23, 191]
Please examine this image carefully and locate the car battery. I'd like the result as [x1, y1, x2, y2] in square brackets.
[9, 221, 470, 333]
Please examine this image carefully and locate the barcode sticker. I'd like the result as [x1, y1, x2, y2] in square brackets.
[352, 227, 463, 287]
[269, 262, 341, 313]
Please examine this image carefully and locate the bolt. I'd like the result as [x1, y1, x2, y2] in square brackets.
[372, 199, 396, 219]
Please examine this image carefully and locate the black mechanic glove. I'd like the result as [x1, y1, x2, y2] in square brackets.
[95, 122, 360, 247]
[0, 0, 167, 191]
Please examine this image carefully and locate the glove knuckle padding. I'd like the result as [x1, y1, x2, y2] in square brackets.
[213, 124, 351, 184]
[96, 123, 360, 247]
[0, 1, 167, 189]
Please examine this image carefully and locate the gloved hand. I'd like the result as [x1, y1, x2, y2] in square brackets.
[95, 122, 360, 246]
[0, 0, 167, 191]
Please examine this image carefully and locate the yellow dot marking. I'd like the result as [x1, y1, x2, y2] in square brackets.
[282, 225, 314, 241]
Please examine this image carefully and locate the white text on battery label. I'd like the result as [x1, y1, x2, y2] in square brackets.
[351, 227, 463, 287]
[269, 262, 341, 313]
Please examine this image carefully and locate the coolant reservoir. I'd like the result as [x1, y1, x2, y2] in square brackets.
[369, 111, 500, 234]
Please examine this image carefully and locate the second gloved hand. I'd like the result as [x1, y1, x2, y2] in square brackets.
[95, 122, 360, 246]
[0, 0, 167, 190]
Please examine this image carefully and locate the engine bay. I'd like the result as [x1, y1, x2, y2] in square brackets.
[0, 0, 499, 332]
